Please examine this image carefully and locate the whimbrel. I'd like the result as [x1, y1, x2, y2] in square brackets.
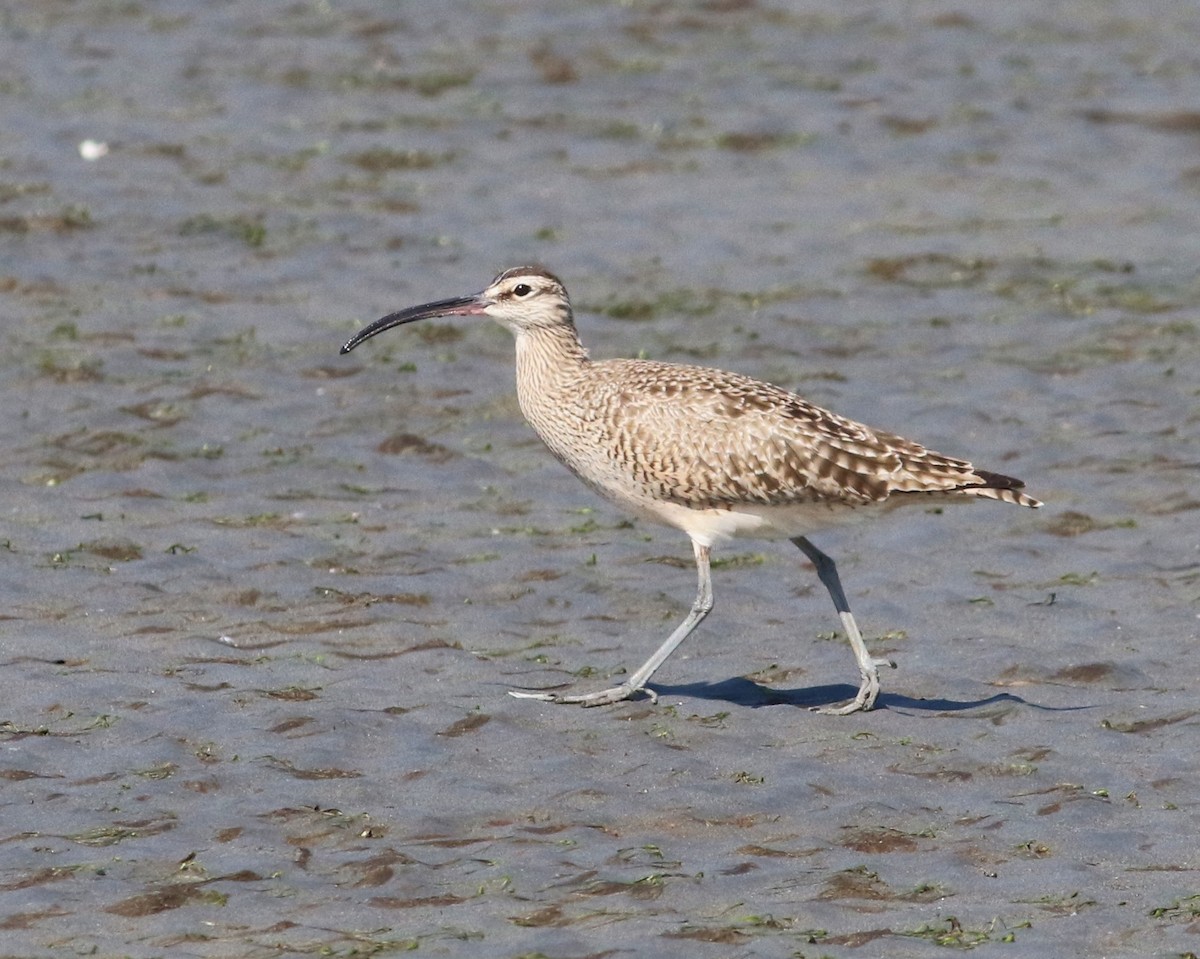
[342, 267, 1041, 715]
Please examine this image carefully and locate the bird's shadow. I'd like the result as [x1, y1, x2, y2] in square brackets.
[645, 677, 1091, 714]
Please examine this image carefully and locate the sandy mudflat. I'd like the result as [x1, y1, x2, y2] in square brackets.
[1, 2, 1198, 956]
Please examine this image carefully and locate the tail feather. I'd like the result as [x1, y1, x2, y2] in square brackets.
[962, 469, 1042, 509]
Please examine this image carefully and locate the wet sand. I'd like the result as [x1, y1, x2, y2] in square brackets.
[2, 2, 1198, 956]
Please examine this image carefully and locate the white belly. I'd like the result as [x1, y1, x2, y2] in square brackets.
[606, 490, 877, 548]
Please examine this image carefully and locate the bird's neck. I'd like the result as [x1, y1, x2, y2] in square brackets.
[515, 322, 589, 383]
[513, 322, 590, 420]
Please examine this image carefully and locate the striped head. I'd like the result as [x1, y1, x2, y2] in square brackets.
[341, 266, 573, 354]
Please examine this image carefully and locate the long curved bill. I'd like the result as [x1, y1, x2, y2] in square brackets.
[340, 293, 488, 354]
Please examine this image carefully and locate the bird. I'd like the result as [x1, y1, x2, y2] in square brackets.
[341, 266, 1041, 715]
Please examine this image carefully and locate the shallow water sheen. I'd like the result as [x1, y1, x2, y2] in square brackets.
[2, 1, 1198, 956]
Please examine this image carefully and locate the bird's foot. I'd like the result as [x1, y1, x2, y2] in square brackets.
[810, 658, 895, 715]
[509, 682, 654, 707]
[811, 693, 874, 716]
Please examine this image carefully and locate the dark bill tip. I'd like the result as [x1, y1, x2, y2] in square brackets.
[340, 293, 486, 354]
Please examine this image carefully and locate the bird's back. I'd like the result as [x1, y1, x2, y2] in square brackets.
[518, 355, 1040, 524]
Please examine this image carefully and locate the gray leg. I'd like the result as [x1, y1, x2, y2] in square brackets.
[792, 536, 895, 714]
[510, 540, 714, 707]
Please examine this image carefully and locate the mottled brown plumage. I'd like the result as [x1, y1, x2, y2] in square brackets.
[342, 266, 1042, 714]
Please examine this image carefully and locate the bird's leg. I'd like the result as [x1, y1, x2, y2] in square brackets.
[510, 540, 714, 707]
[791, 536, 896, 715]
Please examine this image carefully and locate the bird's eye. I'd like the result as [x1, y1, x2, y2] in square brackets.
[512, 283, 532, 297]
